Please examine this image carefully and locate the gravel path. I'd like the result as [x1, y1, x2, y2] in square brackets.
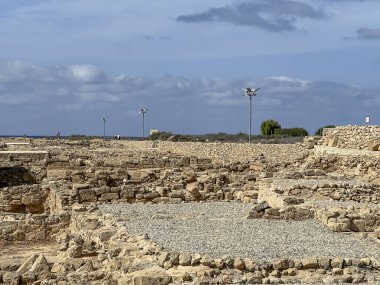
[99, 202, 380, 260]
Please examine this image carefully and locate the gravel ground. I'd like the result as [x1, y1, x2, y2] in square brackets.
[99, 202, 380, 260]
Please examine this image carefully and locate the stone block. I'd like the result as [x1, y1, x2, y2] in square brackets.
[99, 193, 119, 201]
[367, 139, 380, 151]
[301, 257, 318, 269]
[120, 186, 135, 199]
[78, 189, 97, 203]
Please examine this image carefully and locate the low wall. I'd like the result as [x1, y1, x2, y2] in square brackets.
[0, 184, 49, 214]
[321, 126, 380, 150]
[119, 141, 308, 164]
[0, 212, 70, 242]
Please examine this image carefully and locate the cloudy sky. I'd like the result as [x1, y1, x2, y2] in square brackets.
[0, 0, 379, 136]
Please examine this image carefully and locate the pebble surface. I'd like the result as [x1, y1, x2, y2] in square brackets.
[99, 202, 380, 260]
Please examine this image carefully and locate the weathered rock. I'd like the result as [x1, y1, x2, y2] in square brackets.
[119, 269, 172, 285]
[273, 258, 292, 270]
[29, 254, 50, 275]
[2, 271, 20, 285]
[233, 257, 245, 270]
[331, 257, 344, 269]
[178, 253, 191, 266]
[16, 254, 38, 274]
[20, 271, 36, 284]
[301, 257, 318, 269]
[191, 253, 202, 266]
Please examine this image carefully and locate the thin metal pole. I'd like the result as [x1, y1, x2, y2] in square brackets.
[103, 120, 106, 141]
[249, 96, 252, 144]
[142, 113, 145, 139]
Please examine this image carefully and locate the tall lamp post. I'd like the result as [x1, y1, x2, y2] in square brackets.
[139, 108, 148, 139]
[102, 117, 108, 141]
[242, 87, 260, 143]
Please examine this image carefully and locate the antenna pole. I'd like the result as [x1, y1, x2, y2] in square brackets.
[243, 88, 260, 144]
[249, 96, 252, 144]
[103, 117, 108, 141]
[139, 108, 148, 140]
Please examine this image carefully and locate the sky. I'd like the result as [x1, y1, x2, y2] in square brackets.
[0, 0, 380, 136]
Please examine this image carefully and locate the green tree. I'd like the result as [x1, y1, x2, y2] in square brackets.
[260, 119, 281, 136]
[315, 125, 335, 136]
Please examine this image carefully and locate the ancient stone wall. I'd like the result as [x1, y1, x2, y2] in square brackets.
[321, 126, 380, 150]
[118, 140, 308, 163]
[0, 212, 70, 242]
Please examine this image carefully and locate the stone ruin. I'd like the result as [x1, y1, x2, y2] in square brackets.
[1, 126, 380, 284]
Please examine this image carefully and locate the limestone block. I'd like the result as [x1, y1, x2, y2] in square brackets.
[20, 271, 36, 284]
[3, 271, 20, 285]
[16, 254, 38, 274]
[331, 257, 344, 269]
[186, 182, 201, 199]
[143, 192, 160, 200]
[71, 174, 85, 183]
[29, 255, 50, 275]
[244, 258, 256, 272]
[273, 258, 292, 270]
[214, 258, 224, 270]
[318, 257, 331, 269]
[178, 253, 191, 266]
[327, 218, 351, 232]
[246, 272, 264, 284]
[120, 186, 135, 199]
[47, 168, 67, 179]
[351, 219, 366, 232]
[99, 193, 119, 201]
[367, 139, 380, 151]
[301, 257, 318, 269]
[191, 253, 202, 266]
[51, 263, 66, 273]
[181, 156, 190, 167]
[152, 197, 182, 204]
[327, 136, 339, 147]
[233, 257, 245, 270]
[258, 188, 284, 208]
[78, 189, 97, 203]
[95, 170, 109, 179]
[119, 269, 172, 285]
[375, 227, 380, 239]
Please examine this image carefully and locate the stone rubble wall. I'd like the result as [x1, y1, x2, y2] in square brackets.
[0, 184, 49, 214]
[0, 212, 70, 243]
[320, 126, 380, 150]
[0, 167, 35, 187]
[115, 140, 309, 164]
[252, 178, 380, 233]
[0, 152, 47, 182]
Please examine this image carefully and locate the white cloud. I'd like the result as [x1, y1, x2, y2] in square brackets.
[63, 64, 104, 83]
[1, 60, 380, 135]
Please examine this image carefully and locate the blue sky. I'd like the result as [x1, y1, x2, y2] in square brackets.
[0, 0, 379, 136]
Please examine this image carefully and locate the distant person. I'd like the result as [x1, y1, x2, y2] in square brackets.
[57, 132, 61, 140]
[114, 134, 117, 140]
[117, 134, 121, 140]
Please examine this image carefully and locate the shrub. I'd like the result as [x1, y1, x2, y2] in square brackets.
[274, 128, 309, 137]
[315, 125, 335, 136]
[148, 131, 173, 141]
[260, 120, 281, 136]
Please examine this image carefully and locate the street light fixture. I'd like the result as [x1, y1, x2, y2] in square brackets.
[102, 117, 108, 141]
[139, 108, 148, 139]
[242, 87, 260, 143]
